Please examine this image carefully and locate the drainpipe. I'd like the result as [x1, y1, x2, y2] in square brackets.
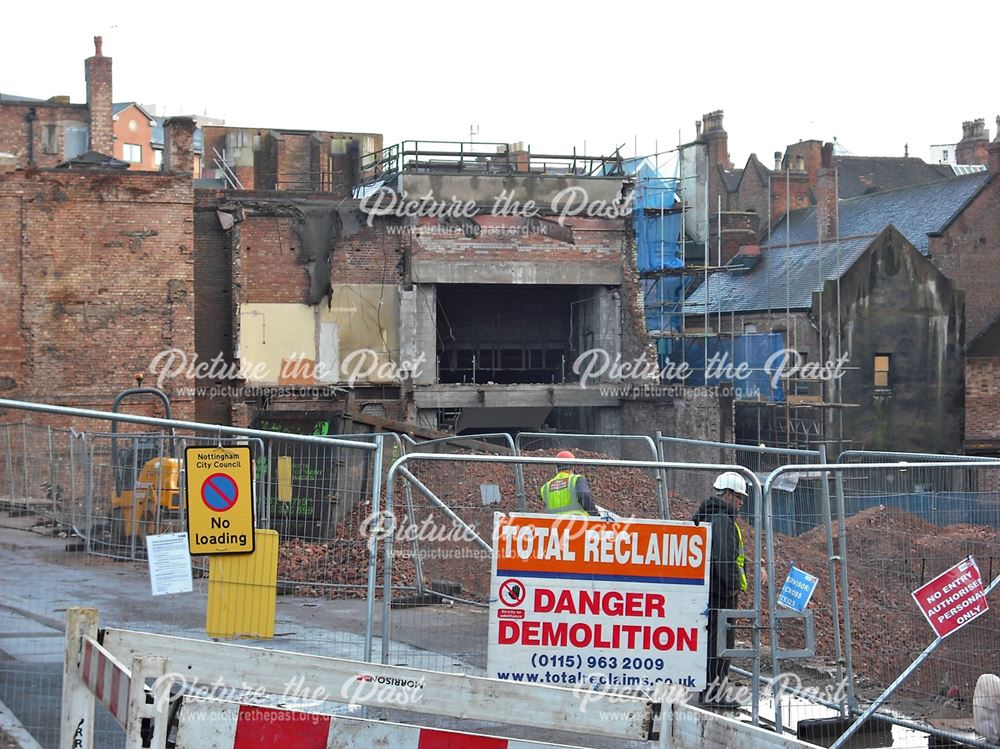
[26, 108, 37, 165]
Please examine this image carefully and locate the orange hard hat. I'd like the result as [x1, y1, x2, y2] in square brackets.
[556, 450, 575, 460]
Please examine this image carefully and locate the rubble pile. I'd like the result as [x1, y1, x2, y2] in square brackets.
[276, 498, 417, 597]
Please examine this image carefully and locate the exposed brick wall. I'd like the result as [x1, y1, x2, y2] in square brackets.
[193, 190, 232, 423]
[965, 357, 1000, 441]
[410, 216, 625, 265]
[0, 168, 195, 420]
[0, 103, 91, 168]
[929, 175, 1000, 340]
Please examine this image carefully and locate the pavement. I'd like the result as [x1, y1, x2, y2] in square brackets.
[0, 517, 650, 749]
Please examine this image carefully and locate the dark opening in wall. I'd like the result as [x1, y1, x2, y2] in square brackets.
[436, 284, 592, 385]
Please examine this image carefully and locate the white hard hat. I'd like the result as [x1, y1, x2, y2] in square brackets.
[714, 471, 748, 498]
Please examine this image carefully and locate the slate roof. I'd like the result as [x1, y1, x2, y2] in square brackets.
[835, 156, 955, 198]
[767, 171, 991, 254]
[720, 165, 743, 192]
[685, 234, 876, 314]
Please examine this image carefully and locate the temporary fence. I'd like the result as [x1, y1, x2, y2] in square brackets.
[762, 459, 1000, 749]
[0, 397, 388, 748]
[380, 452, 775, 729]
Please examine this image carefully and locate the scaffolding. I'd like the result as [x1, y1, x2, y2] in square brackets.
[633, 139, 853, 453]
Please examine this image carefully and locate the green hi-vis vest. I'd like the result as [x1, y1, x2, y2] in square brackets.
[540, 472, 589, 516]
[735, 522, 748, 592]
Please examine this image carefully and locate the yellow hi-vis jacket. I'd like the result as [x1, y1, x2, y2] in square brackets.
[540, 471, 589, 516]
[735, 522, 748, 592]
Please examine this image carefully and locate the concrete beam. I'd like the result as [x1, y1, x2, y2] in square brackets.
[411, 260, 622, 285]
[413, 384, 620, 409]
[400, 173, 625, 209]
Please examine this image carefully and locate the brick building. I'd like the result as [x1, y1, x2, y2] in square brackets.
[112, 102, 158, 170]
[201, 126, 381, 193]
[0, 121, 196, 420]
[0, 37, 113, 168]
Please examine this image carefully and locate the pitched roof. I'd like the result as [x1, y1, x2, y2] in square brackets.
[834, 156, 955, 198]
[767, 171, 991, 254]
[685, 234, 876, 314]
[112, 102, 157, 121]
[55, 151, 130, 170]
[719, 164, 743, 192]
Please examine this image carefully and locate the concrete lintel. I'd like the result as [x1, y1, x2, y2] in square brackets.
[413, 384, 620, 409]
[412, 260, 622, 285]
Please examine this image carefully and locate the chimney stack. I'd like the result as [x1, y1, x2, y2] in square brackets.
[816, 142, 838, 242]
[700, 109, 732, 169]
[162, 117, 196, 175]
[956, 117, 990, 165]
[84, 36, 113, 156]
[989, 116, 1000, 175]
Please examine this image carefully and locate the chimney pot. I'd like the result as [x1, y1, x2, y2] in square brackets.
[821, 142, 834, 169]
[94, 36, 103, 57]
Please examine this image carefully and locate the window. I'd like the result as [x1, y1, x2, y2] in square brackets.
[743, 323, 758, 334]
[41, 124, 58, 154]
[122, 143, 142, 163]
[874, 354, 891, 389]
[942, 149, 949, 162]
[154, 149, 163, 168]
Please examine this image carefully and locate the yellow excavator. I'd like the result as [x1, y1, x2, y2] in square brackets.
[109, 387, 183, 544]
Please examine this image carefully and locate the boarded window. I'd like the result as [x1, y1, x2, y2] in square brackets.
[41, 124, 59, 154]
[874, 354, 890, 388]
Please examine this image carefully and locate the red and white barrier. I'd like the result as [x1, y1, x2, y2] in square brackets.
[175, 698, 587, 749]
[80, 637, 130, 728]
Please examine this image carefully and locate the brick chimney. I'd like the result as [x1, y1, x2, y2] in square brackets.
[816, 142, 838, 241]
[956, 118, 990, 165]
[84, 36, 113, 156]
[989, 117, 1000, 175]
[162, 117, 196, 175]
[701, 110, 732, 169]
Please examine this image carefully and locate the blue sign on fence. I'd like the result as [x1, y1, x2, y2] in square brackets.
[777, 562, 819, 612]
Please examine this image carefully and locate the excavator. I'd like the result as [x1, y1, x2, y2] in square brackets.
[108, 386, 183, 545]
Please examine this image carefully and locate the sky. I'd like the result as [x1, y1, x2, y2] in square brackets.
[3, 0, 998, 168]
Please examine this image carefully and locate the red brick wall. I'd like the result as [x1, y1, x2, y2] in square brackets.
[0, 195, 27, 394]
[193, 190, 232, 423]
[237, 209, 400, 305]
[0, 103, 91, 167]
[0, 169, 194, 419]
[929, 176, 1000, 340]
[965, 357, 1000, 441]
[84, 51, 113, 156]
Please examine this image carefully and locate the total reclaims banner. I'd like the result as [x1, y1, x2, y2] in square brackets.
[487, 513, 711, 691]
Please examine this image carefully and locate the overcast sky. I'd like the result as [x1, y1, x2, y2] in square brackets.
[4, 0, 997, 167]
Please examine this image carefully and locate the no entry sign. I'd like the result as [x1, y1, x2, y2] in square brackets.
[911, 556, 989, 639]
[185, 446, 255, 555]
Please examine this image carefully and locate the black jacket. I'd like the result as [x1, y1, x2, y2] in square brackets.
[692, 497, 743, 604]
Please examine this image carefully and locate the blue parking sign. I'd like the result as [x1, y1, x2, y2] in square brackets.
[777, 562, 819, 612]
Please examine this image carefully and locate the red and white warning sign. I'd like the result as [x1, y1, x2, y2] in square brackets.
[911, 556, 989, 639]
[487, 513, 711, 691]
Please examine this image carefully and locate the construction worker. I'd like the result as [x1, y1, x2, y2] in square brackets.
[692, 471, 751, 708]
[539, 450, 600, 517]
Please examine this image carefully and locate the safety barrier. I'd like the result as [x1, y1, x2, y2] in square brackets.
[63, 607, 815, 749]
